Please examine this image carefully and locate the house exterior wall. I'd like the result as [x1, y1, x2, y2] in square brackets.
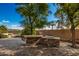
[2, 33, 15, 38]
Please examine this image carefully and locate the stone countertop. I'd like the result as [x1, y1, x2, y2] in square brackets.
[23, 35, 60, 40]
[23, 35, 43, 37]
[42, 36, 60, 40]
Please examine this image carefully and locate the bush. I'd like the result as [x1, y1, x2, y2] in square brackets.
[21, 27, 36, 35]
[0, 33, 8, 38]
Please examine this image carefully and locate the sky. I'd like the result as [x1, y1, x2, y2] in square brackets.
[0, 3, 58, 29]
[47, 3, 58, 22]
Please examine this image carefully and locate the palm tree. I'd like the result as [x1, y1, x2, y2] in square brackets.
[55, 4, 69, 29]
[55, 3, 79, 48]
[56, 20, 64, 29]
[47, 21, 55, 30]
[16, 3, 48, 35]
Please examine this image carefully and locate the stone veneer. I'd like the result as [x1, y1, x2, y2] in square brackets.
[38, 36, 60, 47]
[22, 35, 60, 47]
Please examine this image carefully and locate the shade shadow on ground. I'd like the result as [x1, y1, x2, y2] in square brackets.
[0, 38, 79, 56]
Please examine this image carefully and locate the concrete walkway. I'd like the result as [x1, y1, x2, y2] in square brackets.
[0, 38, 25, 48]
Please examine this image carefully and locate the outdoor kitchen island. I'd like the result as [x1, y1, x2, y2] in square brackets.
[22, 35, 60, 47]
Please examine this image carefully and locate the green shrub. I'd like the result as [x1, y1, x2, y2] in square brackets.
[21, 27, 36, 35]
[0, 33, 8, 38]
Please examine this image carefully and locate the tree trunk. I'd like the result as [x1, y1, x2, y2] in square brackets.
[30, 21, 33, 35]
[29, 16, 33, 35]
[71, 26, 76, 48]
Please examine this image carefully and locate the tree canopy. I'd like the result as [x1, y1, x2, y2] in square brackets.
[55, 3, 79, 48]
[16, 3, 49, 35]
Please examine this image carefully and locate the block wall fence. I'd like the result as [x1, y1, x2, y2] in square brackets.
[36, 29, 79, 41]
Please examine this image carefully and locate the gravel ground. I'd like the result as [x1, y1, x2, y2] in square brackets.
[0, 38, 79, 56]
